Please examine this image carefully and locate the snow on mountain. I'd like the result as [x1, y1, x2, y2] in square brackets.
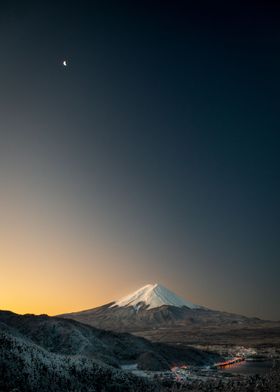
[110, 283, 201, 310]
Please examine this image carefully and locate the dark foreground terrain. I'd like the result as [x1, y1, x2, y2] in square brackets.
[1, 311, 279, 392]
[0, 310, 218, 392]
[1, 327, 279, 392]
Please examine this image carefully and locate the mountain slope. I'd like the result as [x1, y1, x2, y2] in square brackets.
[60, 283, 263, 333]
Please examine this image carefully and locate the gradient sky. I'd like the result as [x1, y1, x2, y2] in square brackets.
[0, 1, 279, 319]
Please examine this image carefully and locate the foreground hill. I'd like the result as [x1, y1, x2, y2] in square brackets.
[0, 310, 219, 392]
[0, 330, 156, 392]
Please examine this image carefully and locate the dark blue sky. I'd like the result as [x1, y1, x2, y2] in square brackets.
[0, 1, 279, 318]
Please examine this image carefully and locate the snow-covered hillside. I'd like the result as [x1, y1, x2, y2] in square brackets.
[111, 283, 201, 310]
[0, 330, 155, 392]
[0, 310, 220, 392]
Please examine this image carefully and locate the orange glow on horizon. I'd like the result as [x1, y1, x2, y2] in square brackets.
[0, 184, 153, 316]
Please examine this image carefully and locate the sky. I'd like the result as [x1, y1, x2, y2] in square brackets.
[0, 1, 279, 320]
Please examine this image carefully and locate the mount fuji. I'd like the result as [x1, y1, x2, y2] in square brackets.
[110, 283, 201, 310]
[60, 283, 264, 335]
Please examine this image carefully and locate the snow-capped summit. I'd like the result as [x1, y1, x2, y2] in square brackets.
[110, 283, 200, 310]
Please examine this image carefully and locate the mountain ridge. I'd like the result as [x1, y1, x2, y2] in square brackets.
[60, 283, 268, 334]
